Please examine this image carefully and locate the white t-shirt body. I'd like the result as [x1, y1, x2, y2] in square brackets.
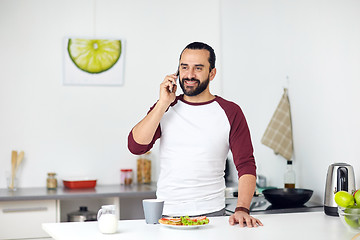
[128, 95, 256, 216]
[157, 97, 230, 216]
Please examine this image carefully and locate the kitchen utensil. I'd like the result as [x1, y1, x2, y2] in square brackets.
[15, 151, 24, 173]
[63, 179, 97, 189]
[97, 205, 118, 234]
[262, 188, 313, 207]
[324, 163, 356, 216]
[67, 206, 97, 222]
[9, 151, 18, 190]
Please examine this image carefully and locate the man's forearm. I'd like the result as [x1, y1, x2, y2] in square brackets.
[236, 174, 256, 210]
[132, 101, 169, 144]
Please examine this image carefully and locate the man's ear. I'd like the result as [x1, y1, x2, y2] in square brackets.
[210, 68, 217, 81]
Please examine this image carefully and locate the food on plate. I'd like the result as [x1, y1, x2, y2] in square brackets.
[180, 216, 209, 225]
[158, 217, 182, 225]
[158, 216, 209, 226]
[335, 191, 355, 208]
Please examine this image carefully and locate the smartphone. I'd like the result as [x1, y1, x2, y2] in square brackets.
[169, 70, 179, 93]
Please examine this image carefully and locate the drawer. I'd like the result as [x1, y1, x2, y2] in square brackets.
[0, 200, 57, 239]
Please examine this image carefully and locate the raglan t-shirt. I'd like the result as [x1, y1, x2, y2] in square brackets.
[128, 95, 256, 216]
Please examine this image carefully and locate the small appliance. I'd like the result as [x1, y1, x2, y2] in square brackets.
[324, 163, 356, 216]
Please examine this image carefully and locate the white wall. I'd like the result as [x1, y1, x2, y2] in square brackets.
[0, 0, 222, 187]
[222, 0, 360, 202]
[1, 0, 359, 205]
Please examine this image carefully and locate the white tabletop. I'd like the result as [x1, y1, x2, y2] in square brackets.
[43, 212, 358, 240]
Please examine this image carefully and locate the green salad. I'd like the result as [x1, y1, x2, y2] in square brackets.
[180, 216, 210, 225]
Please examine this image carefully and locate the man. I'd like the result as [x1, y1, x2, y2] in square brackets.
[128, 42, 263, 227]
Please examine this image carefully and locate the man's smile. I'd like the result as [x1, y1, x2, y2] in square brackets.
[183, 79, 200, 87]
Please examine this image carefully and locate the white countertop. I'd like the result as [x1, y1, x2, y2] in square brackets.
[42, 212, 358, 240]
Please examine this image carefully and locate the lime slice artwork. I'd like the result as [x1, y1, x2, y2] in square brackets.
[68, 39, 122, 74]
[63, 37, 125, 86]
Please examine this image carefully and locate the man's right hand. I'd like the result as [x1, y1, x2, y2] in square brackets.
[159, 73, 178, 106]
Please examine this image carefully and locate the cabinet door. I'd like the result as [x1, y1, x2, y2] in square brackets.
[0, 199, 57, 239]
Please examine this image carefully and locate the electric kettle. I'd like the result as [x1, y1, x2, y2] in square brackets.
[324, 163, 356, 216]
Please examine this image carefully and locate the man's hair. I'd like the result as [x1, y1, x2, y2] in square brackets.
[180, 42, 216, 71]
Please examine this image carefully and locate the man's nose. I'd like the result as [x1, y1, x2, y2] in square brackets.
[186, 68, 196, 79]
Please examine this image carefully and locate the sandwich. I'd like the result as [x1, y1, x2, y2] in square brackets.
[158, 216, 209, 226]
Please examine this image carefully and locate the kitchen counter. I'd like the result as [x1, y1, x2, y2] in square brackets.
[0, 183, 157, 201]
[226, 195, 323, 215]
[42, 212, 357, 240]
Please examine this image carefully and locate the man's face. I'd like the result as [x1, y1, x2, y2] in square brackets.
[178, 49, 212, 97]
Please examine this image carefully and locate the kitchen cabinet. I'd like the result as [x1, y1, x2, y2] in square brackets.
[0, 183, 157, 240]
[0, 199, 57, 240]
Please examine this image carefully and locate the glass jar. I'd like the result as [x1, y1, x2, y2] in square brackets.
[137, 152, 152, 184]
[120, 169, 133, 185]
[47, 172, 57, 190]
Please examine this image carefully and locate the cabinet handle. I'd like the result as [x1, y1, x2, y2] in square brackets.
[2, 207, 48, 213]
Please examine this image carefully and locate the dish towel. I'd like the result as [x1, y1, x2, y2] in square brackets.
[261, 88, 293, 160]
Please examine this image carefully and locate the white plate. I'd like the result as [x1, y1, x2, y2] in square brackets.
[159, 223, 208, 229]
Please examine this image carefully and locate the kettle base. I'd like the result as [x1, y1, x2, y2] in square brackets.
[324, 206, 339, 217]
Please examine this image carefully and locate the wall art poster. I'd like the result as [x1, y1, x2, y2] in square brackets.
[63, 37, 125, 86]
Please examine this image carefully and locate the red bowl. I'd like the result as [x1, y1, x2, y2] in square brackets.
[63, 179, 97, 189]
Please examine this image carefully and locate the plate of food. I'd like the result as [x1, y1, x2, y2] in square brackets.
[158, 216, 209, 229]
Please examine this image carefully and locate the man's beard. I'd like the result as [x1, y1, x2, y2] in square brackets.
[179, 76, 210, 97]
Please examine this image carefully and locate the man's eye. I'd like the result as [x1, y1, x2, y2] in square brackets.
[196, 67, 203, 71]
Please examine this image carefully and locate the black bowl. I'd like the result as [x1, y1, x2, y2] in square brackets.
[262, 188, 313, 207]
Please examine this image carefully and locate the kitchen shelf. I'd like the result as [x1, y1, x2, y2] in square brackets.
[0, 183, 157, 202]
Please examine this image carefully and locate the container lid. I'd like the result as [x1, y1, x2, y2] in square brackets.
[68, 206, 96, 217]
[121, 169, 133, 172]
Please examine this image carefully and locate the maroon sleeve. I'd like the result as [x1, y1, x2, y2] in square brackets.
[127, 128, 160, 155]
[127, 103, 162, 155]
[216, 97, 256, 178]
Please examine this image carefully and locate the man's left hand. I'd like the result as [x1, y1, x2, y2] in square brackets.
[229, 211, 263, 227]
